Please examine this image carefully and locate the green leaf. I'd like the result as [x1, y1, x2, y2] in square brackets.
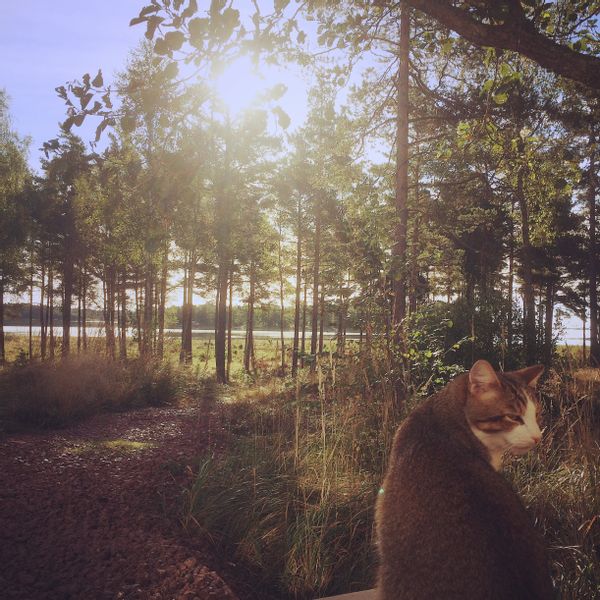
[163, 61, 179, 80]
[493, 92, 508, 105]
[268, 83, 287, 101]
[182, 0, 198, 20]
[91, 69, 103, 88]
[81, 93, 94, 109]
[274, 0, 290, 11]
[165, 30, 185, 51]
[121, 114, 137, 133]
[272, 106, 290, 129]
[154, 37, 170, 55]
[189, 17, 209, 43]
[140, 4, 161, 17]
[499, 62, 513, 79]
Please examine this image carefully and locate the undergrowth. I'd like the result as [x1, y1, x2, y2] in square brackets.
[181, 350, 600, 599]
[0, 353, 198, 428]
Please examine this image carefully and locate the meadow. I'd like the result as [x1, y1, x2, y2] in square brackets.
[0, 336, 598, 599]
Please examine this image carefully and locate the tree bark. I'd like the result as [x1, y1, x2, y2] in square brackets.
[40, 259, 47, 360]
[543, 282, 554, 365]
[301, 277, 308, 368]
[62, 254, 74, 357]
[157, 246, 168, 360]
[292, 198, 302, 377]
[142, 262, 154, 357]
[119, 270, 128, 360]
[392, 4, 410, 331]
[227, 263, 234, 381]
[49, 266, 55, 359]
[277, 221, 286, 373]
[588, 129, 599, 365]
[310, 208, 322, 363]
[29, 254, 34, 360]
[215, 261, 229, 383]
[0, 277, 5, 365]
[517, 163, 536, 364]
[244, 261, 256, 374]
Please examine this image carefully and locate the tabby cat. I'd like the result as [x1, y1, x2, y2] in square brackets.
[376, 360, 554, 600]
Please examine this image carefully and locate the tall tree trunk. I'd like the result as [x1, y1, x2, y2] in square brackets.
[244, 261, 256, 374]
[301, 277, 308, 368]
[337, 285, 346, 356]
[157, 247, 168, 360]
[227, 263, 234, 381]
[292, 199, 302, 377]
[507, 200, 515, 352]
[40, 260, 47, 360]
[517, 164, 536, 364]
[62, 253, 74, 356]
[77, 278, 81, 353]
[318, 289, 325, 355]
[82, 265, 88, 351]
[310, 209, 322, 365]
[278, 221, 286, 373]
[588, 129, 599, 365]
[0, 276, 5, 365]
[142, 262, 154, 357]
[49, 266, 55, 359]
[119, 270, 128, 360]
[215, 120, 231, 384]
[135, 281, 143, 356]
[181, 254, 194, 364]
[215, 262, 229, 383]
[544, 282, 554, 365]
[392, 3, 410, 331]
[408, 134, 420, 315]
[29, 253, 34, 360]
[104, 268, 116, 359]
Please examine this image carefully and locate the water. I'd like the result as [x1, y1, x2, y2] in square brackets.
[2, 325, 358, 341]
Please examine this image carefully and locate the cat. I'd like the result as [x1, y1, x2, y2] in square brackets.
[375, 360, 554, 600]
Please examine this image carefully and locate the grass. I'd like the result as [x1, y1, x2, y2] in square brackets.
[0, 352, 199, 428]
[180, 353, 600, 600]
[1, 336, 598, 598]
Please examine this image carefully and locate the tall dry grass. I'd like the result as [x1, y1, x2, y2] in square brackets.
[181, 350, 600, 599]
[0, 353, 196, 428]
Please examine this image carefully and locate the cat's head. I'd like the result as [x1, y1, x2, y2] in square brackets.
[465, 360, 544, 469]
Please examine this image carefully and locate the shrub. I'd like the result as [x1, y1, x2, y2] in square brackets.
[0, 353, 196, 428]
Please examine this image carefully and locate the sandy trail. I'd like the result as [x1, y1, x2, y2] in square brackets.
[0, 402, 238, 600]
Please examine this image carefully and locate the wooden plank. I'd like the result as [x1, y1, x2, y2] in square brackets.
[317, 589, 376, 600]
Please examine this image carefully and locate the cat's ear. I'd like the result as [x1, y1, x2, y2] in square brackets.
[512, 364, 545, 388]
[469, 360, 500, 393]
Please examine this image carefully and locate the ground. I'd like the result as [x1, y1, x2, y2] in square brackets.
[0, 401, 242, 600]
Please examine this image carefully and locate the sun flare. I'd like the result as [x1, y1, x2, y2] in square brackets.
[212, 55, 270, 116]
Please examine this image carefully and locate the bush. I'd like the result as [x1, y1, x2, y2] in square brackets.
[0, 353, 195, 428]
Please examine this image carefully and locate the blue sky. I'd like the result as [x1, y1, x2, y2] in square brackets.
[1, 2, 145, 170]
[1, 2, 311, 172]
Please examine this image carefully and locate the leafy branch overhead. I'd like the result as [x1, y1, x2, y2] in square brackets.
[56, 0, 296, 140]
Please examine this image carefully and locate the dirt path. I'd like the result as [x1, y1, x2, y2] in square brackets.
[0, 401, 239, 600]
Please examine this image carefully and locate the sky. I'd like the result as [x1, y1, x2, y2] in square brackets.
[0, 2, 586, 343]
[0, 1, 310, 172]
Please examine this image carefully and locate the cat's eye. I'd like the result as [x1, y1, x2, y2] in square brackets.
[505, 414, 524, 424]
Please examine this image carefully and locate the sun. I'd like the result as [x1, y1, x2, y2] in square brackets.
[212, 55, 270, 116]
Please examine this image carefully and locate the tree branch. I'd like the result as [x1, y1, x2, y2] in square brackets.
[404, 0, 600, 93]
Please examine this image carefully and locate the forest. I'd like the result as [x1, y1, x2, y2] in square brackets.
[0, 2, 599, 599]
